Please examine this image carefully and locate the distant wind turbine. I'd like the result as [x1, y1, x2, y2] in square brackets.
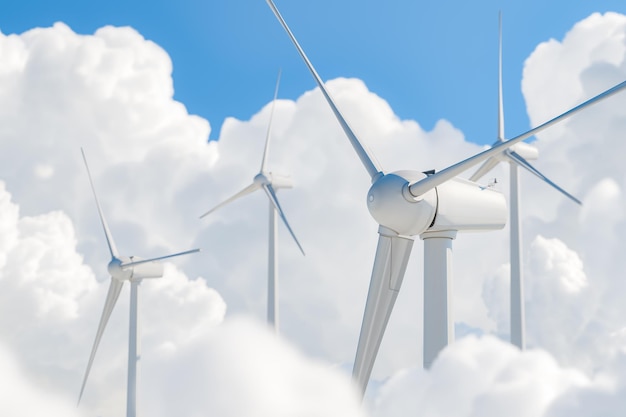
[200, 70, 305, 331]
[78, 149, 200, 417]
[469, 13, 581, 350]
[266, 0, 626, 397]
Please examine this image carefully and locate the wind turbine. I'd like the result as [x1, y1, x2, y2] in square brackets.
[469, 13, 581, 350]
[78, 149, 200, 417]
[199, 70, 305, 331]
[266, 0, 626, 396]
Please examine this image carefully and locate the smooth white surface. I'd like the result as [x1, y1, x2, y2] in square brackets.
[429, 177, 507, 232]
[127, 280, 140, 417]
[421, 230, 457, 369]
[509, 163, 524, 349]
[366, 171, 437, 237]
[352, 227, 414, 395]
[268, 203, 278, 329]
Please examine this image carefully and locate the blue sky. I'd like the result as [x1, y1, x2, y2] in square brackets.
[3, 0, 626, 144]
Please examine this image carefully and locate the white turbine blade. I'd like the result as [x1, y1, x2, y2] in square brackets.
[81, 148, 119, 258]
[121, 248, 201, 268]
[266, 0, 383, 181]
[507, 151, 582, 205]
[199, 182, 260, 219]
[469, 155, 501, 182]
[262, 183, 305, 255]
[78, 277, 124, 404]
[408, 78, 626, 197]
[352, 230, 414, 396]
[470, 14, 505, 183]
[260, 69, 282, 173]
[497, 11, 505, 142]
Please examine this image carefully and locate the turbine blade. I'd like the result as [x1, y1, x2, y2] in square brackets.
[81, 148, 119, 258]
[469, 155, 501, 182]
[260, 69, 282, 173]
[408, 78, 626, 197]
[262, 184, 305, 255]
[199, 182, 260, 219]
[266, 0, 383, 181]
[121, 248, 201, 268]
[507, 151, 582, 205]
[497, 11, 505, 142]
[352, 230, 414, 397]
[78, 277, 124, 404]
[459, 14, 505, 183]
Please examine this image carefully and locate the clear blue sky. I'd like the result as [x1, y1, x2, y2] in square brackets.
[3, 0, 626, 144]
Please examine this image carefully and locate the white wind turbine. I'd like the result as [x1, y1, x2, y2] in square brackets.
[199, 70, 305, 331]
[78, 149, 200, 417]
[469, 13, 581, 350]
[266, 0, 626, 396]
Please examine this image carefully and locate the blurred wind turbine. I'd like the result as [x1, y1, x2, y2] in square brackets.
[266, 0, 626, 396]
[469, 13, 581, 350]
[199, 70, 305, 332]
[78, 149, 200, 417]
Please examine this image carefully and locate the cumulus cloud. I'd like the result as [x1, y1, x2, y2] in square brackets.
[143, 317, 366, 417]
[372, 336, 590, 417]
[2, 9, 626, 417]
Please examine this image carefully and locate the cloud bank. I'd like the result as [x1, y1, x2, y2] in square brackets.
[1, 10, 626, 416]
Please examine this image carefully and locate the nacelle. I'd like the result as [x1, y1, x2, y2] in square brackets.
[254, 172, 294, 190]
[126, 256, 164, 280]
[428, 177, 507, 233]
[509, 142, 538, 160]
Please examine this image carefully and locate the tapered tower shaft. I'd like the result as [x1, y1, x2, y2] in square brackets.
[509, 163, 525, 349]
[127, 280, 140, 417]
[268, 202, 279, 330]
[422, 230, 457, 368]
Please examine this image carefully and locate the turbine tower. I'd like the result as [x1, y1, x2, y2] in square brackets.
[200, 70, 305, 331]
[469, 13, 581, 350]
[78, 149, 200, 417]
[266, 0, 626, 396]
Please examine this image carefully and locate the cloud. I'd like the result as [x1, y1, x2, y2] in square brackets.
[0, 342, 81, 417]
[372, 336, 590, 417]
[143, 317, 367, 417]
[2, 9, 626, 416]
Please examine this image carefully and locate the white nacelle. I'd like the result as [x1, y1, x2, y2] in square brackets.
[510, 142, 538, 160]
[428, 177, 507, 233]
[255, 172, 294, 190]
[367, 171, 438, 237]
[127, 257, 164, 280]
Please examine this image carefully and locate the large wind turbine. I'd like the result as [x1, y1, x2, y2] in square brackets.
[469, 14, 581, 350]
[78, 149, 200, 417]
[200, 70, 305, 331]
[266, 0, 626, 396]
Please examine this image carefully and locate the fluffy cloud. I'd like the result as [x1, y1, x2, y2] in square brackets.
[371, 336, 590, 417]
[2, 9, 626, 417]
[143, 317, 366, 417]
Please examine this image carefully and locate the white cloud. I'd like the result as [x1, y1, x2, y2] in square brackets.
[143, 317, 367, 417]
[0, 342, 81, 417]
[2, 9, 626, 416]
[372, 336, 590, 417]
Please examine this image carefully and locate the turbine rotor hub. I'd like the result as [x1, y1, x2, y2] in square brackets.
[367, 171, 438, 236]
[107, 257, 132, 281]
[253, 173, 269, 186]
